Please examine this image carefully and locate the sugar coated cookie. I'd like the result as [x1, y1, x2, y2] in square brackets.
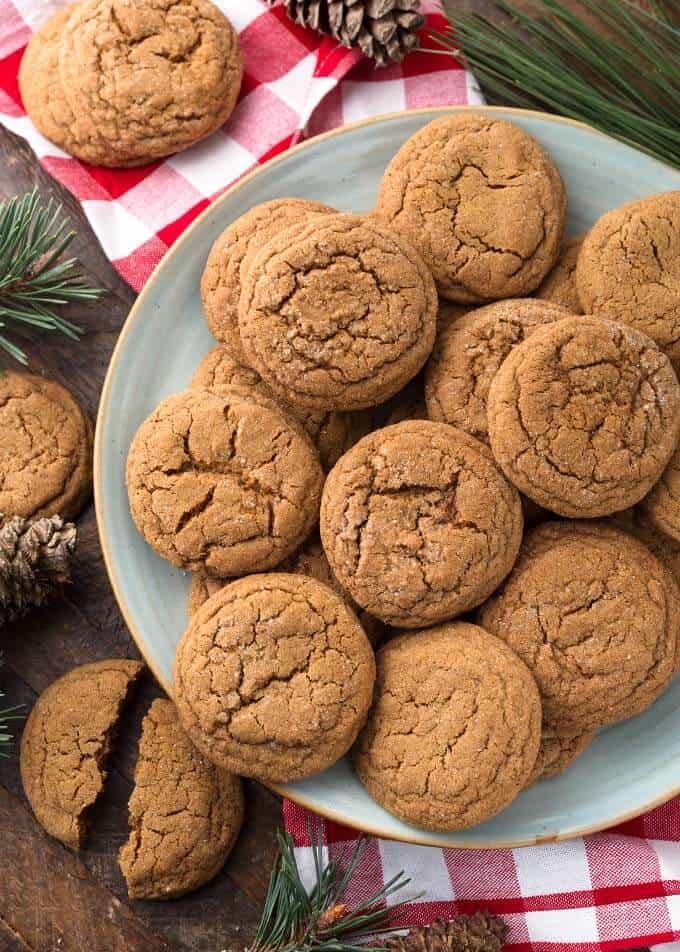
[534, 234, 585, 314]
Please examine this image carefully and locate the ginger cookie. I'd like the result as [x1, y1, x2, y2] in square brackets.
[478, 521, 680, 735]
[174, 573, 376, 783]
[384, 380, 427, 426]
[626, 512, 680, 602]
[188, 533, 385, 646]
[0, 371, 93, 521]
[119, 699, 243, 900]
[534, 234, 585, 314]
[487, 316, 680, 517]
[425, 299, 571, 443]
[640, 443, 680, 543]
[201, 199, 334, 356]
[352, 623, 541, 831]
[58, 0, 243, 167]
[239, 214, 437, 411]
[192, 343, 372, 471]
[437, 301, 469, 334]
[320, 421, 523, 628]
[126, 386, 324, 577]
[527, 726, 594, 786]
[20, 659, 142, 849]
[374, 114, 566, 303]
[576, 192, 680, 358]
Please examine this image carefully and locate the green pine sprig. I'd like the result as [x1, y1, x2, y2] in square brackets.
[250, 822, 418, 952]
[435, 0, 680, 169]
[0, 188, 103, 366]
[0, 654, 22, 758]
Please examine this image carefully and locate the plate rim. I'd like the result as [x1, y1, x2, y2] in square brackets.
[94, 104, 680, 849]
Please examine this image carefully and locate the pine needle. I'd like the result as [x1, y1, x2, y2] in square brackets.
[250, 820, 419, 951]
[0, 188, 103, 367]
[0, 654, 22, 758]
[437, 0, 680, 168]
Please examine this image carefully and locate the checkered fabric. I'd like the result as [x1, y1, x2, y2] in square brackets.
[0, 0, 480, 289]
[285, 800, 680, 951]
[3, 1, 679, 949]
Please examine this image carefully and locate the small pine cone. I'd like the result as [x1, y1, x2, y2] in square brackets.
[383, 912, 508, 951]
[0, 513, 77, 627]
[270, 0, 425, 66]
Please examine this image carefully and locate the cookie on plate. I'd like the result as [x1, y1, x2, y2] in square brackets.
[239, 214, 437, 410]
[126, 387, 324, 577]
[320, 421, 523, 628]
[0, 371, 92, 521]
[352, 623, 541, 831]
[424, 298, 571, 443]
[192, 343, 372, 471]
[487, 316, 680, 517]
[640, 443, 680, 543]
[534, 234, 585, 314]
[576, 192, 680, 358]
[527, 725, 594, 786]
[20, 659, 143, 848]
[479, 521, 680, 734]
[201, 199, 334, 356]
[119, 699, 244, 900]
[374, 114, 566, 303]
[57, 0, 243, 166]
[174, 573, 376, 782]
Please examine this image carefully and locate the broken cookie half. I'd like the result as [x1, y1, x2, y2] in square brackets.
[119, 699, 244, 900]
[20, 658, 143, 849]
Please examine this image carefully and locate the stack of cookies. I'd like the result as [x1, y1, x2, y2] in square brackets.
[126, 112, 680, 833]
[19, 0, 243, 167]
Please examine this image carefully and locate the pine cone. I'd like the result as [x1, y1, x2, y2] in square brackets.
[383, 912, 508, 951]
[0, 513, 77, 627]
[271, 0, 425, 66]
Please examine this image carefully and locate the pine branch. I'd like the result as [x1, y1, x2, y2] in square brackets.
[0, 188, 103, 367]
[437, 0, 680, 168]
[250, 821, 418, 951]
[0, 653, 22, 758]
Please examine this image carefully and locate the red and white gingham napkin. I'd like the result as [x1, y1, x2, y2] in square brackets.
[2, 2, 680, 949]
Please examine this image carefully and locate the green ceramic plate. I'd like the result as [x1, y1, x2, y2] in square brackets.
[95, 106, 680, 848]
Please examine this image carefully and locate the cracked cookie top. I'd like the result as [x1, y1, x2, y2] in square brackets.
[535, 234, 585, 314]
[201, 199, 334, 356]
[425, 298, 571, 443]
[478, 521, 680, 734]
[126, 386, 324, 577]
[320, 421, 523, 628]
[119, 699, 244, 899]
[20, 659, 142, 848]
[238, 214, 438, 411]
[576, 193, 680, 358]
[0, 371, 93, 521]
[487, 316, 680, 517]
[352, 622, 541, 832]
[640, 442, 680, 543]
[173, 573, 376, 782]
[526, 724, 594, 786]
[58, 0, 243, 167]
[374, 114, 566, 303]
[192, 342, 372, 471]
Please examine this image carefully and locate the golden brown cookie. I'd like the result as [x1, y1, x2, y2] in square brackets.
[626, 511, 680, 598]
[640, 443, 680, 543]
[126, 387, 324, 577]
[201, 199, 334, 355]
[192, 343, 372, 471]
[173, 573, 376, 783]
[374, 114, 566, 303]
[424, 299, 571, 443]
[576, 193, 680, 358]
[320, 421, 523, 628]
[239, 214, 437, 410]
[352, 623, 541, 831]
[0, 371, 93, 521]
[437, 301, 469, 333]
[58, 0, 243, 167]
[478, 521, 680, 734]
[534, 234, 585, 314]
[487, 316, 680, 517]
[383, 380, 427, 426]
[20, 659, 142, 849]
[527, 726, 594, 786]
[187, 572, 223, 617]
[119, 699, 244, 900]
